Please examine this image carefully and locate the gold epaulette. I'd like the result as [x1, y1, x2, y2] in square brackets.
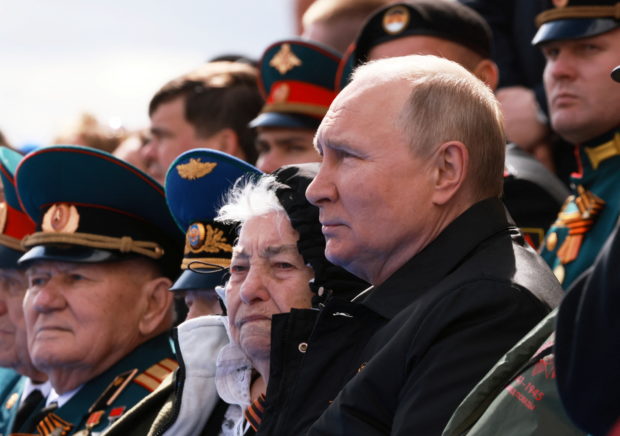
[133, 358, 178, 393]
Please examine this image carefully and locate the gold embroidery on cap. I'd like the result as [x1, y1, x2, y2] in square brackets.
[42, 203, 80, 233]
[270, 43, 302, 75]
[176, 159, 217, 180]
[272, 83, 290, 103]
[186, 224, 232, 254]
[0, 203, 7, 233]
[383, 5, 410, 35]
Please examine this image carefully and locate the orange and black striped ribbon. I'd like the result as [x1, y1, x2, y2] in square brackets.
[243, 394, 267, 432]
[36, 412, 73, 436]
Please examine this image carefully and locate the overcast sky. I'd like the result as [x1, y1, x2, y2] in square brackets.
[0, 0, 293, 147]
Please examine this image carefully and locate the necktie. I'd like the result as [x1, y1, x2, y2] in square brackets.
[12, 389, 45, 432]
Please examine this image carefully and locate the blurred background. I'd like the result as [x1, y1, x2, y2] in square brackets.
[0, 0, 292, 148]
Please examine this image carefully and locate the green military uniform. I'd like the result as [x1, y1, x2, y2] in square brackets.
[14, 335, 177, 436]
[0, 369, 25, 436]
[541, 129, 620, 288]
[442, 312, 585, 436]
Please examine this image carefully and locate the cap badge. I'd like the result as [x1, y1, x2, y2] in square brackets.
[187, 222, 206, 249]
[383, 5, 410, 35]
[176, 158, 217, 180]
[0, 203, 7, 233]
[186, 223, 232, 254]
[269, 43, 302, 75]
[42, 203, 80, 233]
[272, 83, 290, 103]
[552, 0, 568, 8]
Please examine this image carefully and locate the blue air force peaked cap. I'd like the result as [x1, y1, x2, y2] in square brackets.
[249, 38, 342, 130]
[165, 149, 262, 291]
[533, 0, 620, 46]
[15, 145, 183, 279]
[336, 0, 492, 90]
[0, 147, 35, 269]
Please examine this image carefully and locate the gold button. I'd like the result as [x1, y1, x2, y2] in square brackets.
[546, 232, 558, 251]
[298, 342, 308, 353]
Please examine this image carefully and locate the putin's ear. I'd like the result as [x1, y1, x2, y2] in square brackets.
[472, 59, 499, 92]
[138, 277, 174, 336]
[431, 141, 468, 206]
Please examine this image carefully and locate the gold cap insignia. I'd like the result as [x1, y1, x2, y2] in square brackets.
[383, 5, 410, 35]
[552, 0, 568, 8]
[187, 222, 206, 250]
[185, 223, 232, 254]
[272, 83, 290, 103]
[0, 202, 7, 233]
[42, 203, 80, 233]
[269, 43, 302, 75]
[176, 159, 217, 180]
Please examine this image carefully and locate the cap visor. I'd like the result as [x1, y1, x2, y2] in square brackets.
[249, 112, 320, 130]
[18, 245, 120, 265]
[170, 268, 227, 291]
[533, 18, 619, 45]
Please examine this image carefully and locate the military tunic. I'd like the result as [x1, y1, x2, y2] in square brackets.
[0, 368, 24, 436]
[14, 333, 177, 436]
[541, 129, 620, 288]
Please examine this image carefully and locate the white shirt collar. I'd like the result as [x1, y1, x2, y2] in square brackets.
[46, 385, 82, 408]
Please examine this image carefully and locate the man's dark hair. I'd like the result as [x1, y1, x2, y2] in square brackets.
[149, 62, 264, 164]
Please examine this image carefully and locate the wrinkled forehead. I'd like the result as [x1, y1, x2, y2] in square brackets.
[233, 212, 300, 257]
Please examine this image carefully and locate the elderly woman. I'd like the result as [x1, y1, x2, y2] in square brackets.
[213, 163, 366, 435]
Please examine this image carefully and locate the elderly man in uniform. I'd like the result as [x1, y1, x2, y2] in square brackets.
[336, 0, 570, 249]
[0, 147, 50, 434]
[252, 55, 562, 435]
[442, 3, 620, 435]
[250, 39, 342, 173]
[141, 61, 264, 183]
[13, 145, 183, 435]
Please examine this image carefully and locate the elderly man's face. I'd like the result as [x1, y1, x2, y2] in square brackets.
[0, 269, 29, 369]
[306, 80, 436, 284]
[24, 261, 148, 378]
[226, 212, 314, 363]
[541, 28, 620, 144]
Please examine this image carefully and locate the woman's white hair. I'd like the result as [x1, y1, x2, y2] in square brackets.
[215, 174, 286, 226]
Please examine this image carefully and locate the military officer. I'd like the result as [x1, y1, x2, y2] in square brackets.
[0, 147, 50, 436]
[101, 149, 261, 435]
[13, 145, 183, 435]
[336, 0, 570, 248]
[250, 39, 342, 173]
[534, 0, 620, 288]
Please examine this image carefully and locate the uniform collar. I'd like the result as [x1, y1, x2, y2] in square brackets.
[360, 197, 514, 319]
[581, 128, 620, 171]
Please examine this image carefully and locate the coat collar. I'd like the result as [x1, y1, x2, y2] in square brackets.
[360, 197, 515, 319]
